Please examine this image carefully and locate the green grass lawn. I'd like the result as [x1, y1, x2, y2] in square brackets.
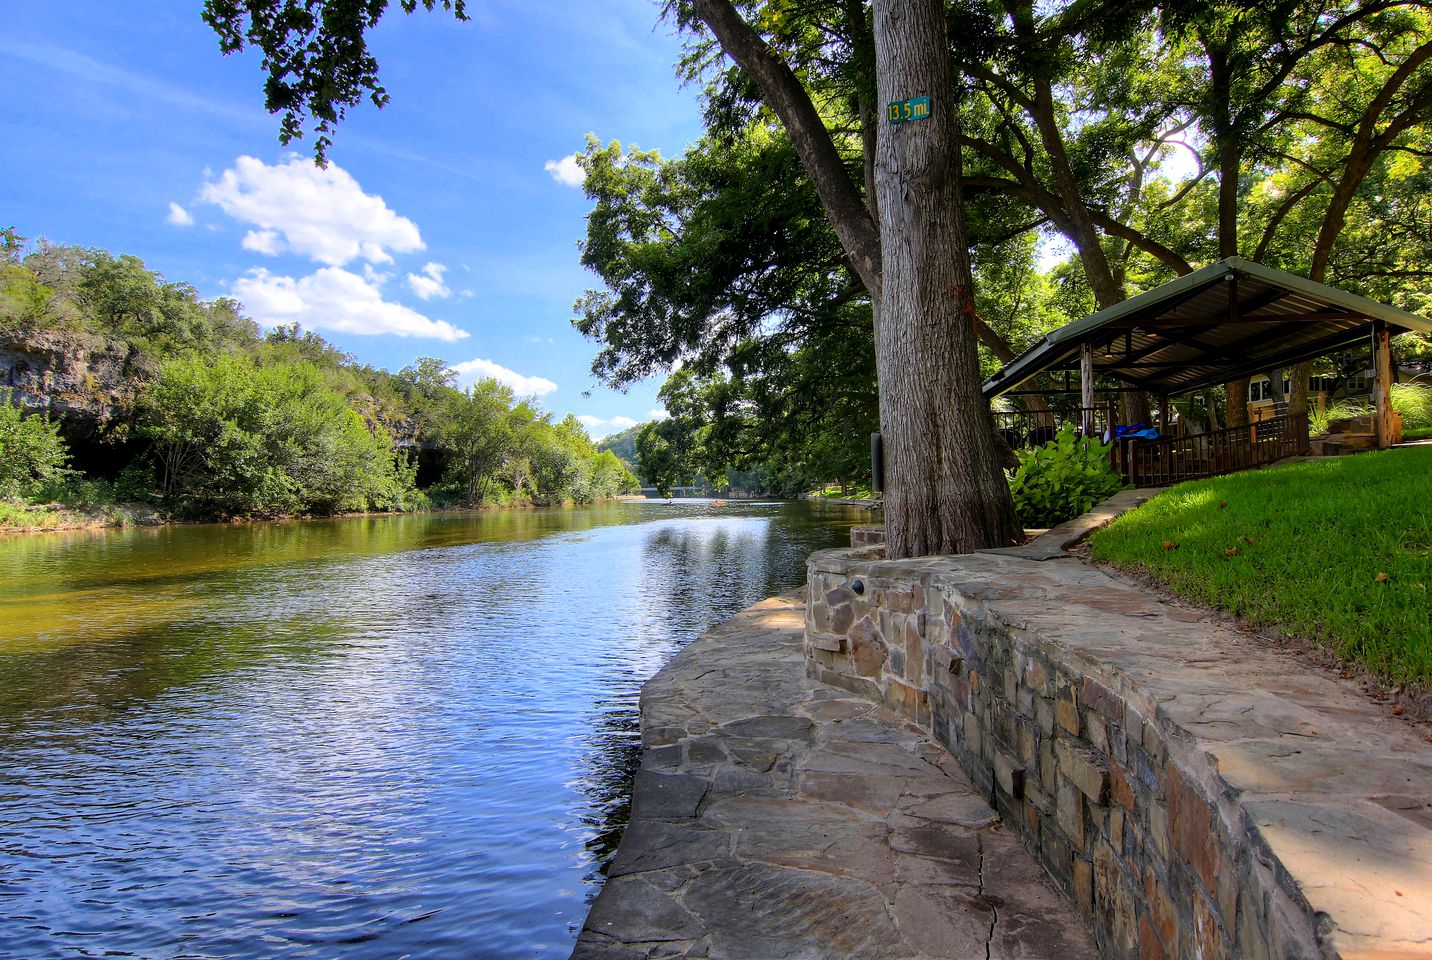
[1089, 447, 1432, 686]
[810, 485, 875, 500]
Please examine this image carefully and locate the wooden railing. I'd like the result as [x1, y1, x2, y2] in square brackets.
[1121, 411, 1310, 487]
[992, 403, 1118, 450]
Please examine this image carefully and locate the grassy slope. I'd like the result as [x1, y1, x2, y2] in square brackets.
[1089, 447, 1432, 685]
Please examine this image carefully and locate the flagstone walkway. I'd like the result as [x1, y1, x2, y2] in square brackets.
[571, 593, 1095, 960]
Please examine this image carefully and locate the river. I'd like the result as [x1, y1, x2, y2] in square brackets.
[0, 500, 866, 959]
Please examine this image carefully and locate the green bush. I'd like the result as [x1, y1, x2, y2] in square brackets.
[0, 395, 72, 499]
[1007, 424, 1125, 528]
[140, 355, 418, 517]
[1392, 382, 1432, 431]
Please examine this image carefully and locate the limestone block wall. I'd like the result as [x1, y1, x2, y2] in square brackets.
[849, 524, 885, 548]
[805, 547, 1338, 960]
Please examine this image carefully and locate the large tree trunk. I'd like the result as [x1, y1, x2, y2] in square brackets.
[1288, 360, 1313, 423]
[692, 0, 1019, 557]
[1225, 379, 1249, 427]
[872, 0, 1021, 557]
[1121, 391, 1153, 426]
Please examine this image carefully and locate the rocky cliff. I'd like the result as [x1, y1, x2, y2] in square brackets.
[1, 330, 149, 431]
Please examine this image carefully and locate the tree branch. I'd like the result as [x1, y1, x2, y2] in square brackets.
[690, 0, 883, 299]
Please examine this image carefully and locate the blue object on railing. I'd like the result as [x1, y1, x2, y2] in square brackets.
[1114, 422, 1161, 441]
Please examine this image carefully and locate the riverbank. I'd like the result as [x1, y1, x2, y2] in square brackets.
[0, 496, 645, 537]
[803, 495, 882, 508]
[0, 499, 163, 534]
[573, 592, 1093, 959]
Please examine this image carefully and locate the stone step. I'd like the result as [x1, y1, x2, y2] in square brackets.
[572, 594, 1096, 960]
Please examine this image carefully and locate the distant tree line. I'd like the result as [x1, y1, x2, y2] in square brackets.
[0, 231, 637, 520]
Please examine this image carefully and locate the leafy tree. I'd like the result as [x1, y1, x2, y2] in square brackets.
[635, 419, 695, 497]
[140, 355, 410, 516]
[438, 378, 516, 505]
[675, 0, 1028, 556]
[596, 423, 642, 476]
[0, 264, 61, 334]
[1, 228, 24, 264]
[590, 449, 639, 498]
[575, 129, 855, 388]
[0, 395, 71, 500]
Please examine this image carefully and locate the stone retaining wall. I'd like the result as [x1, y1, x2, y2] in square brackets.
[805, 547, 1432, 960]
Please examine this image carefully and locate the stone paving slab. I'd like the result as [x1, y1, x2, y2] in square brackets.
[572, 593, 1096, 960]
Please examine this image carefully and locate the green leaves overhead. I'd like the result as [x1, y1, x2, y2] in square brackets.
[202, 0, 468, 159]
[575, 129, 853, 388]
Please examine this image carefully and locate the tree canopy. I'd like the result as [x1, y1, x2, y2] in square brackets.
[197, 0, 1432, 551]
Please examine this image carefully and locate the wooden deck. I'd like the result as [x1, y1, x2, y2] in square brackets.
[1116, 411, 1310, 486]
[994, 406, 1312, 486]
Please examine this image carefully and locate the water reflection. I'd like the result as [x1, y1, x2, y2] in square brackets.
[0, 500, 864, 958]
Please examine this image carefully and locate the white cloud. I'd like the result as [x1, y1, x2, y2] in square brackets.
[200, 155, 424, 266]
[648, 407, 669, 420]
[166, 202, 194, 227]
[544, 154, 585, 188]
[576, 414, 639, 439]
[523, 335, 556, 344]
[450, 357, 557, 397]
[242, 229, 282, 255]
[406, 262, 451, 300]
[231, 267, 468, 341]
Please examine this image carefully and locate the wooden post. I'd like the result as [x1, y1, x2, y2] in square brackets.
[1160, 393, 1171, 436]
[1372, 319, 1395, 448]
[1080, 342, 1095, 435]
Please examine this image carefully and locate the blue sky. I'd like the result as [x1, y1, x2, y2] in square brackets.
[1, 0, 705, 437]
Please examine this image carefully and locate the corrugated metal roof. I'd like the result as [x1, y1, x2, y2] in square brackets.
[983, 257, 1432, 398]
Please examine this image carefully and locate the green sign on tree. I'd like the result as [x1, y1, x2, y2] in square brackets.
[886, 96, 931, 124]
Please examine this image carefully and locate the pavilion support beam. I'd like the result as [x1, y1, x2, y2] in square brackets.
[1080, 342, 1095, 434]
[1160, 393, 1171, 435]
[1372, 319, 1395, 448]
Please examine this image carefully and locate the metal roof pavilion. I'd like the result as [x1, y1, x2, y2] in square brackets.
[982, 256, 1432, 400]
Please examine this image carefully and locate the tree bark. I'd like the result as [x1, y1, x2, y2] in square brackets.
[1225, 379, 1249, 427]
[1288, 360, 1313, 423]
[1121, 391, 1153, 426]
[872, 0, 1021, 557]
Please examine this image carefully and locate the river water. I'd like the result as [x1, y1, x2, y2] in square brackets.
[0, 500, 867, 959]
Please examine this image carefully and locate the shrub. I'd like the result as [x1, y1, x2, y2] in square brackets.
[1310, 397, 1372, 436]
[0, 394, 71, 500]
[1007, 424, 1125, 528]
[139, 355, 417, 517]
